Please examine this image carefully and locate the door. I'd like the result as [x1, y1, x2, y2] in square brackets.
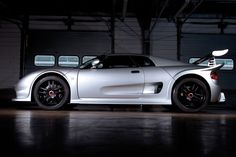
[78, 55, 144, 99]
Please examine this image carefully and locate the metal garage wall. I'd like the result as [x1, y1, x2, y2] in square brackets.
[115, 18, 142, 54]
[25, 30, 111, 74]
[181, 19, 236, 90]
[150, 18, 177, 60]
[180, 19, 224, 62]
[25, 16, 111, 74]
[0, 22, 20, 88]
[115, 18, 177, 58]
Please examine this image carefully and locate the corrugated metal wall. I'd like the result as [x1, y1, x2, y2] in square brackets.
[115, 18, 177, 58]
[115, 18, 142, 54]
[0, 21, 20, 88]
[28, 16, 111, 57]
[151, 19, 177, 60]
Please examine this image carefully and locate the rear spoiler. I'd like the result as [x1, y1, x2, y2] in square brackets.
[202, 63, 224, 71]
[192, 49, 228, 66]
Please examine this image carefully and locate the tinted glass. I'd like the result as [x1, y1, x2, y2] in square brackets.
[82, 56, 97, 64]
[131, 56, 155, 67]
[102, 56, 136, 68]
[80, 55, 105, 69]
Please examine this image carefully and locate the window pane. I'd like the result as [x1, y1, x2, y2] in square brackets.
[34, 55, 55, 66]
[58, 56, 79, 67]
[189, 58, 234, 70]
[102, 56, 135, 68]
[131, 56, 155, 67]
[82, 56, 97, 64]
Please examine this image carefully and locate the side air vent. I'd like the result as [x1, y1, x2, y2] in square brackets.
[143, 82, 163, 94]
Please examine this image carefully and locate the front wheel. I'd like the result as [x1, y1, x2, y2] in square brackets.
[172, 78, 209, 113]
[33, 76, 69, 110]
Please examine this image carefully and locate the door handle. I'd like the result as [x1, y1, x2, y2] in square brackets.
[131, 70, 140, 73]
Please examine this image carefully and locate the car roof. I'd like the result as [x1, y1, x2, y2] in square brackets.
[102, 53, 150, 57]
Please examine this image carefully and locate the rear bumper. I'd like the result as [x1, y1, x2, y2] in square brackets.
[210, 82, 222, 102]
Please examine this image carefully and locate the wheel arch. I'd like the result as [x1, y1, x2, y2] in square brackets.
[171, 74, 211, 102]
[31, 72, 71, 102]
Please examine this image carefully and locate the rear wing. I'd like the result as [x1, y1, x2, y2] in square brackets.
[192, 49, 228, 67]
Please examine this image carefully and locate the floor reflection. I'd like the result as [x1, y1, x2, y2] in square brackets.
[0, 110, 235, 156]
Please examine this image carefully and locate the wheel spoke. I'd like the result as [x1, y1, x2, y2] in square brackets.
[181, 87, 188, 94]
[193, 95, 202, 102]
[190, 83, 199, 92]
[193, 85, 199, 92]
[47, 80, 51, 87]
[39, 91, 47, 94]
[191, 83, 196, 91]
[40, 87, 47, 91]
[54, 86, 63, 91]
[183, 85, 191, 92]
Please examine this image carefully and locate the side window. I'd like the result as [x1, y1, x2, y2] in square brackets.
[34, 55, 55, 66]
[82, 56, 97, 64]
[131, 56, 155, 67]
[58, 56, 79, 67]
[102, 56, 136, 68]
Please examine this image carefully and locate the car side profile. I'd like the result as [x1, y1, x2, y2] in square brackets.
[13, 50, 227, 112]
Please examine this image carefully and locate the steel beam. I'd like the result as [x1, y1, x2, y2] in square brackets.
[20, 15, 29, 78]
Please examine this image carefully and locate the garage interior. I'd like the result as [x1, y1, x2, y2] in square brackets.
[1, 0, 236, 156]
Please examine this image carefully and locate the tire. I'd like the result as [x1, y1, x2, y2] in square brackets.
[33, 76, 69, 110]
[172, 78, 209, 113]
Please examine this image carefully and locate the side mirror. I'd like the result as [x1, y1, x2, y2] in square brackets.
[212, 49, 228, 57]
[91, 59, 100, 68]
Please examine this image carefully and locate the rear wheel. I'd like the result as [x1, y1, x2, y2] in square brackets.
[33, 76, 69, 110]
[172, 78, 209, 112]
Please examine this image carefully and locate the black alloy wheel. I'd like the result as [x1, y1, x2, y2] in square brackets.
[172, 78, 209, 113]
[33, 76, 69, 110]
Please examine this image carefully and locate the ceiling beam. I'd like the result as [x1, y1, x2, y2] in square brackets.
[174, 0, 191, 21]
[150, 0, 169, 33]
[182, 0, 204, 23]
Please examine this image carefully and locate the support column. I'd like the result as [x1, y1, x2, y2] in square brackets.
[142, 29, 150, 55]
[137, 15, 151, 55]
[111, 0, 116, 54]
[176, 18, 182, 61]
[136, 0, 152, 55]
[20, 15, 29, 78]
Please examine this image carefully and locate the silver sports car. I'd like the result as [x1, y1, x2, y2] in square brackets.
[13, 49, 227, 112]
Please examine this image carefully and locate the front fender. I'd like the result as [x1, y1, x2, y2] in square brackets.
[13, 69, 73, 102]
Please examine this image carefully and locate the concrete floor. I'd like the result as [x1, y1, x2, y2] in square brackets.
[0, 104, 236, 157]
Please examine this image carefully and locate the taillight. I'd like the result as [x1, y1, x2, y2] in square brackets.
[210, 71, 218, 80]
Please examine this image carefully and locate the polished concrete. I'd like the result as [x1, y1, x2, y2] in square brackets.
[0, 105, 236, 157]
